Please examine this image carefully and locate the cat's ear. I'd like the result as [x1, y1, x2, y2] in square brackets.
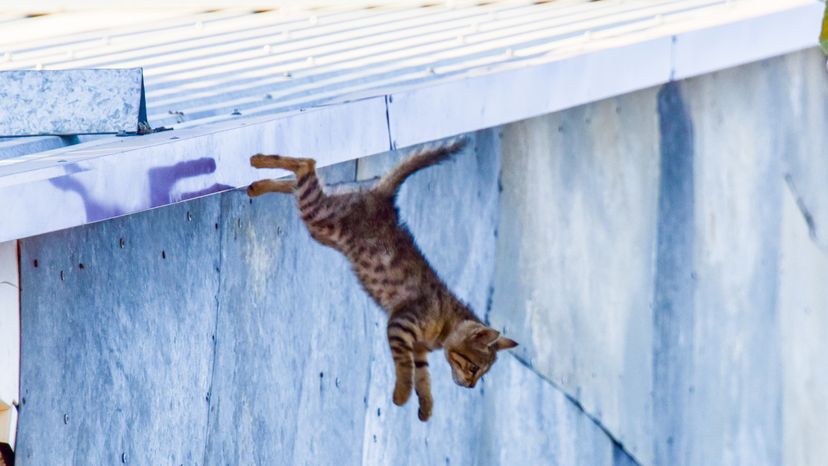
[492, 337, 518, 351]
[472, 327, 501, 345]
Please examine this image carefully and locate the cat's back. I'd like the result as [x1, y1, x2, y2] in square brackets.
[339, 189, 400, 236]
[332, 191, 443, 312]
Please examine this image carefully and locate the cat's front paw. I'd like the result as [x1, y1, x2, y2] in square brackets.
[250, 154, 269, 168]
[417, 395, 433, 421]
[247, 181, 264, 197]
[393, 382, 412, 406]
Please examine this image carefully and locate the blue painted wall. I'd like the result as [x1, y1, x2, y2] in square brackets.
[15, 48, 828, 465]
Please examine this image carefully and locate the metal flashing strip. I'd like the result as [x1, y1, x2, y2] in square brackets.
[671, 1, 823, 80]
[0, 98, 389, 242]
[0, 69, 147, 136]
[0, 0, 822, 242]
[387, 36, 673, 149]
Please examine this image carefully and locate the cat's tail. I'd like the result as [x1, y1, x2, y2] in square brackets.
[375, 138, 467, 196]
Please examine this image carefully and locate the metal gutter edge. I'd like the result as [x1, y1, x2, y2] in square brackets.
[0, 1, 821, 242]
[0, 97, 389, 243]
[671, 1, 824, 80]
[387, 36, 673, 149]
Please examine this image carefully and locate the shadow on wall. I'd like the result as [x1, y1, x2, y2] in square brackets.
[49, 157, 233, 223]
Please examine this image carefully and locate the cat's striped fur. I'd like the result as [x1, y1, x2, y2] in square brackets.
[248, 140, 517, 421]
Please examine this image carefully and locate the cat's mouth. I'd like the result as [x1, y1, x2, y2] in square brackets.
[452, 374, 475, 388]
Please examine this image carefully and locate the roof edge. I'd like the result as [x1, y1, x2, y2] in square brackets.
[0, 1, 822, 242]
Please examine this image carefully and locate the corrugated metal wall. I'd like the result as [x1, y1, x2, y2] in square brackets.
[14, 48, 828, 465]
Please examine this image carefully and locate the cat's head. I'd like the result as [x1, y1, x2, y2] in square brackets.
[443, 320, 518, 388]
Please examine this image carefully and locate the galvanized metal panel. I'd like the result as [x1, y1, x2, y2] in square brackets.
[778, 188, 828, 466]
[16, 196, 223, 465]
[479, 355, 638, 466]
[490, 47, 828, 466]
[767, 49, 828, 466]
[204, 188, 377, 466]
[492, 88, 661, 465]
[676, 51, 785, 466]
[0, 69, 146, 136]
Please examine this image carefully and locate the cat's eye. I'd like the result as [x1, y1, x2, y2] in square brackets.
[470, 365, 479, 375]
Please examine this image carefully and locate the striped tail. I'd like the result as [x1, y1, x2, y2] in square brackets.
[375, 138, 467, 196]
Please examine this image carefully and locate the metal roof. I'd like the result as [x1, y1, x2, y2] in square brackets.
[0, 0, 822, 241]
[1, 1, 721, 128]
[0, 0, 818, 140]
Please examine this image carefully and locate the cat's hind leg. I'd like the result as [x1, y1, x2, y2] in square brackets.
[250, 154, 315, 173]
[249, 154, 361, 251]
[250, 154, 347, 243]
[248, 153, 320, 205]
[247, 179, 293, 197]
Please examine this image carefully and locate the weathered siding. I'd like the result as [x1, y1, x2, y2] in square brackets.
[491, 47, 828, 466]
[16, 131, 630, 465]
[491, 85, 660, 465]
[15, 48, 828, 465]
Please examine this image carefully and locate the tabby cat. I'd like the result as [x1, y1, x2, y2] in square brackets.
[247, 140, 517, 421]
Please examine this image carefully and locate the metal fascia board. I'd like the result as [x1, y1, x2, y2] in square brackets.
[0, 97, 388, 243]
[672, 1, 824, 80]
[387, 36, 673, 149]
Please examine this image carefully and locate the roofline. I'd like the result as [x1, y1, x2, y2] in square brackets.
[0, 1, 506, 13]
[0, 0, 822, 242]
